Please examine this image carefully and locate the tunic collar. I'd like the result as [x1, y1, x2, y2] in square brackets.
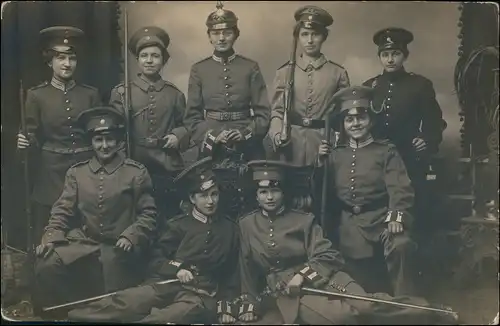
[50, 77, 76, 92]
[349, 135, 374, 149]
[89, 152, 125, 174]
[296, 53, 328, 71]
[382, 66, 407, 80]
[262, 205, 285, 218]
[133, 73, 166, 92]
[212, 48, 236, 64]
[192, 208, 208, 224]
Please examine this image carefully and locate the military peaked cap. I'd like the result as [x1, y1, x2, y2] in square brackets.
[129, 26, 170, 57]
[294, 5, 334, 29]
[39, 26, 85, 54]
[248, 160, 290, 188]
[77, 106, 125, 134]
[373, 27, 414, 52]
[174, 156, 217, 194]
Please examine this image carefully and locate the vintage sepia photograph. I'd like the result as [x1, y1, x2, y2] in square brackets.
[1, 1, 499, 324]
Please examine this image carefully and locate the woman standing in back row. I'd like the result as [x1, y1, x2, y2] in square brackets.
[17, 26, 102, 244]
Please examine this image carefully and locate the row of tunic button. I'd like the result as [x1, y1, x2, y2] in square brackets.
[306, 65, 314, 116]
[63, 95, 79, 145]
[350, 148, 357, 199]
[147, 91, 157, 132]
[203, 229, 212, 254]
[383, 82, 394, 127]
[221, 64, 233, 106]
[97, 170, 105, 232]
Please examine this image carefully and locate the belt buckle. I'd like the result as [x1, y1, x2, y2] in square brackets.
[302, 118, 311, 127]
[221, 112, 231, 121]
[352, 205, 361, 214]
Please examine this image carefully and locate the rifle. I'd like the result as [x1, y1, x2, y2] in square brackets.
[123, 8, 132, 158]
[19, 80, 35, 287]
[320, 114, 331, 234]
[278, 24, 299, 147]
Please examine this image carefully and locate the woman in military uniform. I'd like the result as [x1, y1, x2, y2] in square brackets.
[109, 26, 188, 221]
[183, 2, 270, 162]
[362, 27, 447, 228]
[318, 86, 417, 296]
[264, 5, 350, 214]
[236, 160, 371, 325]
[66, 157, 240, 325]
[34, 106, 157, 318]
[17, 26, 102, 243]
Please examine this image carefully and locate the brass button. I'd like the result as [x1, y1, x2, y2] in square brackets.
[353, 206, 361, 214]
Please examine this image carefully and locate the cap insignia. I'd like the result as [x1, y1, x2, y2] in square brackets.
[353, 100, 358, 105]
[146, 36, 151, 40]
[263, 171, 268, 175]
[100, 119, 106, 125]
[259, 180, 271, 187]
[352, 90, 357, 95]
[144, 28, 149, 32]
[308, 15, 313, 21]
[386, 37, 394, 44]
[200, 174, 205, 180]
[200, 179, 215, 191]
[63, 39, 69, 44]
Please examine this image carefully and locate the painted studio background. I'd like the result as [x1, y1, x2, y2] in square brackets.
[120, 1, 461, 157]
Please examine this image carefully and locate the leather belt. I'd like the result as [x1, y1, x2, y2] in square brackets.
[290, 115, 325, 129]
[340, 197, 388, 215]
[136, 137, 166, 149]
[42, 145, 92, 154]
[205, 110, 251, 121]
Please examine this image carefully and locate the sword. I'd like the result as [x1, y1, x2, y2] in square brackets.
[42, 279, 179, 312]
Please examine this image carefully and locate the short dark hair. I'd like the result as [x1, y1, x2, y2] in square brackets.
[42, 49, 78, 64]
[136, 45, 170, 64]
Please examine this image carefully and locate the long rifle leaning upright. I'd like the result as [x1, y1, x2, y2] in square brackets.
[278, 24, 299, 147]
[320, 114, 331, 235]
[19, 80, 35, 282]
[122, 8, 132, 158]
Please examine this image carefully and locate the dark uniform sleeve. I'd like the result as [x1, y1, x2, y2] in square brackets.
[42, 167, 78, 244]
[169, 91, 190, 151]
[383, 146, 415, 228]
[215, 222, 241, 319]
[418, 78, 446, 155]
[237, 223, 265, 317]
[149, 219, 184, 278]
[239, 63, 270, 141]
[120, 168, 157, 250]
[183, 65, 205, 134]
[297, 216, 345, 287]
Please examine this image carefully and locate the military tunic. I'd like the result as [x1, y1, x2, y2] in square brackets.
[265, 54, 350, 166]
[328, 139, 417, 296]
[110, 74, 188, 173]
[34, 153, 157, 311]
[67, 208, 240, 324]
[24, 78, 102, 241]
[183, 53, 270, 160]
[363, 69, 445, 177]
[238, 208, 370, 324]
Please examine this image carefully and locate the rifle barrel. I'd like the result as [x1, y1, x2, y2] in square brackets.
[123, 8, 132, 157]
